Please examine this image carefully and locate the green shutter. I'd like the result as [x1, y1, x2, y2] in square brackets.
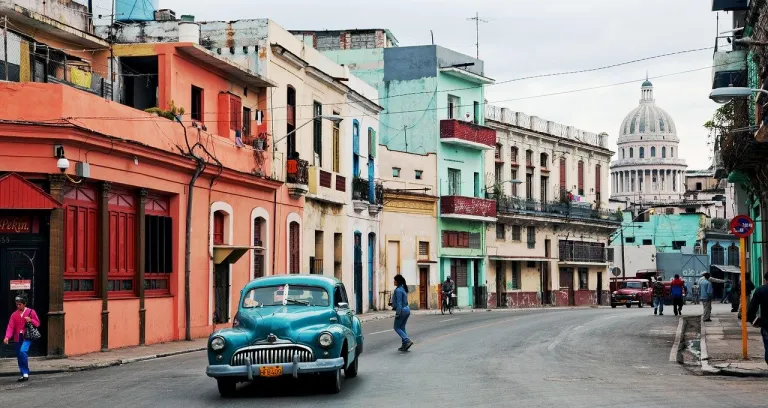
[369, 128, 376, 158]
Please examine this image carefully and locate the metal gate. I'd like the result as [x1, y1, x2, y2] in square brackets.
[213, 263, 229, 324]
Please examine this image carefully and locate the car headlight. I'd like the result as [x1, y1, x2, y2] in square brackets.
[318, 332, 333, 348]
[612, 291, 617, 296]
[211, 336, 226, 351]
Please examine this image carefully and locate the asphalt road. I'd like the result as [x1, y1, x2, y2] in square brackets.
[1, 306, 766, 407]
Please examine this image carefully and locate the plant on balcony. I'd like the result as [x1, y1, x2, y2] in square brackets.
[145, 100, 185, 121]
[352, 177, 369, 201]
[251, 132, 269, 151]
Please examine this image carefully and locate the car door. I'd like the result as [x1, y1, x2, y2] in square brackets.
[334, 285, 357, 360]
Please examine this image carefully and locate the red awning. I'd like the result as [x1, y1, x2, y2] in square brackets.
[0, 173, 62, 209]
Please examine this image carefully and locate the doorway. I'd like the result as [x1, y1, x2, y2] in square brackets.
[368, 233, 376, 311]
[559, 267, 575, 306]
[213, 263, 230, 324]
[597, 272, 603, 305]
[419, 266, 429, 309]
[353, 232, 363, 314]
[496, 260, 505, 307]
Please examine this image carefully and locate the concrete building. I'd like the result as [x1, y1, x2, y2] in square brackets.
[610, 80, 688, 205]
[484, 106, 621, 308]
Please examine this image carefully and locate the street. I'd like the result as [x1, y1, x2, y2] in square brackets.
[1, 307, 765, 407]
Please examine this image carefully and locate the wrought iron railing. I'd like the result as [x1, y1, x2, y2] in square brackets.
[352, 177, 384, 205]
[492, 195, 622, 223]
[286, 158, 309, 185]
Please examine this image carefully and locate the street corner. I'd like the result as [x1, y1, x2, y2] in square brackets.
[709, 361, 768, 378]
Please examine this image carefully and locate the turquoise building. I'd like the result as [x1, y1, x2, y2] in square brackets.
[611, 212, 706, 252]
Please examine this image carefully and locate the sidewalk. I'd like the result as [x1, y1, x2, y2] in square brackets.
[0, 305, 598, 377]
[700, 303, 768, 377]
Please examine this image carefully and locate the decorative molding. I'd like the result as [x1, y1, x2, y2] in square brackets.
[270, 44, 308, 70]
[305, 66, 348, 94]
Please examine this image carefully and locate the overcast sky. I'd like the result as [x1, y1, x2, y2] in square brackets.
[117, 0, 725, 169]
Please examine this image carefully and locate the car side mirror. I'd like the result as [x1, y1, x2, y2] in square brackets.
[336, 302, 349, 310]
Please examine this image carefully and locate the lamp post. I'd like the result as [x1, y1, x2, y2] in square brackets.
[709, 87, 768, 104]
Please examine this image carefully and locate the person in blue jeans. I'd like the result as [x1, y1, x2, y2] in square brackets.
[392, 274, 413, 352]
[747, 272, 768, 366]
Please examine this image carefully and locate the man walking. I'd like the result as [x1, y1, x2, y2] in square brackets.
[653, 278, 665, 316]
[670, 274, 686, 316]
[699, 273, 714, 322]
[746, 272, 768, 367]
[692, 283, 700, 305]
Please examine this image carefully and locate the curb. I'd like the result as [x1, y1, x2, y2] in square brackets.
[698, 319, 721, 375]
[0, 347, 205, 378]
[356, 305, 611, 323]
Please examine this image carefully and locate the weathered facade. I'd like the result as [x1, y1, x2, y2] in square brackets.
[484, 106, 620, 308]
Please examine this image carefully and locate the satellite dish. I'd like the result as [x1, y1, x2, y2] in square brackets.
[611, 267, 622, 277]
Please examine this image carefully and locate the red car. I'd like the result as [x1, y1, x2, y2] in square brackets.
[610, 279, 652, 308]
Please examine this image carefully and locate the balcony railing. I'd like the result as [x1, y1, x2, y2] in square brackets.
[286, 158, 309, 185]
[352, 177, 384, 205]
[559, 241, 607, 263]
[493, 196, 622, 223]
[707, 217, 729, 232]
[439, 119, 496, 149]
[440, 195, 496, 220]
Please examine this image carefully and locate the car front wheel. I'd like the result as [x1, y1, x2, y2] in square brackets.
[325, 368, 341, 394]
[217, 379, 237, 398]
[611, 303, 617, 308]
[345, 356, 359, 378]
[625, 304, 631, 308]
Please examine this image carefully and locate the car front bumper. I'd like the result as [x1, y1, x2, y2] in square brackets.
[206, 357, 344, 380]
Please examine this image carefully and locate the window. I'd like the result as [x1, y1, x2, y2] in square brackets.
[352, 120, 360, 177]
[451, 258, 469, 287]
[415, 170, 423, 180]
[253, 217, 266, 278]
[639, 147, 645, 158]
[368, 127, 376, 159]
[559, 157, 567, 191]
[625, 237, 636, 243]
[577, 161, 584, 196]
[191, 86, 203, 121]
[526, 150, 534, 167]
[448, 168, 461, 195]
[672, 241, 687, 250]
[696, 182, 702, 191]
[526, 174, 533, 200]
[313, 102, 322, 166]
[662, 146, 666, 158]
[289, 221, 300, 274]
[242, 285, 329, 308]
[540, 153, 548, 168]
[728, 244, 739, 267]
[496, 223, 505, 240]
[64, 184, 98, 297]
[448, 95, 460, 119]
[473, 101, 480, 124]
[108, 189, 137, 295]
[332, 111, 340, 172]
[510, 262, 521, 290]
[392, 167, 401, 178]
[527, 226, 536, 249]
[442, 231, 481, 249]
[145, 215, 172, 293]
[651, 146, 656, 157]
[540, 176, 548, 202]
[495, 144, 502, 161]
[474, 172, 480, 198]
[511, 169, 519, 196]
[511, 225, 522, 241]
[606, 248, 615, 263]
[622, 148, 625, 159]
[578, 268, 589, 290]
[493, 163, 503, 186]
[287, 86, 297, 156]
[642, 239, 653, 245]
[243, 107, 252, 136]
[711, 244, 725, 264]
[629, 147, 634, 158]
[230, 95, 242, 131]
[595, 164, 601, 203]
[559, 241, 606, 262]
[510, 146, 519, 163]
[418, 241, 429, 260]
[671, 147, 674, 157]
[213, 211, 225, 245]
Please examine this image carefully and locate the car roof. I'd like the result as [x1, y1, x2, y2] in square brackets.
[244, 274, 340, 291]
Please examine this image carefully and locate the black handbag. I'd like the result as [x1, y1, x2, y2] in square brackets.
[23, 311, 41, 341]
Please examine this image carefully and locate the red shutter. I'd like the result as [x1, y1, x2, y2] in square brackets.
[213, 212, 224, 245]
[559, 157, 566, 189]
[578, 161, 584, 192]
[595, 165, 601, 193]
[230, 96, 242, 131]
[63, 184, 98, 298]
[289, 221, 300, 274]
[108, 189, 136, 295]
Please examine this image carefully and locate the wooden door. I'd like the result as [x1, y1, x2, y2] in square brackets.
[496, 260, 505, 307]
[559, 267, 575, 306]
[419, 267, 428, 309]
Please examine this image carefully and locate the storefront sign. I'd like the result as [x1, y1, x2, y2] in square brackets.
[10, 280, 31, 290]
[0, 216, 31, 233]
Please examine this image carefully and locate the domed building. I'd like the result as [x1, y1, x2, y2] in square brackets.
[610, 80, 687, 203]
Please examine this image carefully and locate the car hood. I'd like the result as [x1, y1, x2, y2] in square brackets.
[615, 289, 642, 295]
[242, 306, 334, 343]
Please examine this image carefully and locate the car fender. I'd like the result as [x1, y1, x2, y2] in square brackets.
[352, 315, 364, 356]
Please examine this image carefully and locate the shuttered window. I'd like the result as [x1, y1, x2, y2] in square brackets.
[63, 184, 99, 298]
[230, 95, 242, 131]
[253, 217, 266, 278]
[559, 157, 567, 190]
[451, 259, 469, 287]
[577, 161, 584, 195]
[108, 189, 136, 295]
[145, 194, 172, 294]
[213, 212, 224, 245]
[289, 221, 300, 274]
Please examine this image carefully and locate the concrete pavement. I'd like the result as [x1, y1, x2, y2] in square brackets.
[1, 306, 767, 407]
[700, 303, 768, 377]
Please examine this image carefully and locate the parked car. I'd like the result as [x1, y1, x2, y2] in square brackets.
[206, 275, 364, 397]
[610, 279, 652, 308]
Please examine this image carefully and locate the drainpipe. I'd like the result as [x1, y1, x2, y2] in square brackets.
[272, 189, 277, 276]
[185, 159, 204, 341]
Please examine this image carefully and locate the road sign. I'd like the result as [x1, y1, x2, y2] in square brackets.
[611, 267, 622, 277]
[730, 215, 755, 238]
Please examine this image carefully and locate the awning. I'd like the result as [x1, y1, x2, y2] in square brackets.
[213, 246, 264, 265]
[711, 264, 741, 274]
[0, 173, 62, 209]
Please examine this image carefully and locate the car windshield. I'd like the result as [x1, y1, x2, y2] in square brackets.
[621, 282, 643, 289]
[242, 285, 330, 308]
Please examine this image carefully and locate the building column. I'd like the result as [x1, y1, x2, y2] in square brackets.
[137, 189, 147, 345]
[99, 182, 111, 352]
[47, 174, 66, 357]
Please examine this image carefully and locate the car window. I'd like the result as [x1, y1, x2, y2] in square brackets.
[333, 286, 344, 307]
[242, 285, 329, 308]
[340, 284, 350, 304]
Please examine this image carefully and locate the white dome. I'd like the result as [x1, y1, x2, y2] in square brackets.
[618, 80, 678, 142]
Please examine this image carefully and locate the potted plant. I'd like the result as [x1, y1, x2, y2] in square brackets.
[253, 132, 268, 150]
[145, 100, 185, 121]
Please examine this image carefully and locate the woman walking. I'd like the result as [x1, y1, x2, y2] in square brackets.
[392, 274, 413, 351]
[3, 295, 40, 382]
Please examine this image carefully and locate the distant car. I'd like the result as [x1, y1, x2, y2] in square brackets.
[206, 275, 363, 397]
[611, 279, 652, 308]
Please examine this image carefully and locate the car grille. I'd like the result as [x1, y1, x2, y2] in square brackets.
[231, 345, 315, 366]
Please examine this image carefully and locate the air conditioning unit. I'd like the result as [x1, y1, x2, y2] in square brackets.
[712, 0, 749, 11]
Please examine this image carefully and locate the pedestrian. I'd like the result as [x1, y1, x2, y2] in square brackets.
[721, 280, 732, 304]
[699, 273, 714, 322]
[737, 277, 756, 319]
[392, 274, 413, 352]
[692, 283, 700, 305]
[652, 277, 665, 316]
[746, 272, 768, 367]
[670, 274, 686, 316]
[3, 294, 40, 382]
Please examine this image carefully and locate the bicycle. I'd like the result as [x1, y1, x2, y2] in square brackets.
[441, 292, 454, 315]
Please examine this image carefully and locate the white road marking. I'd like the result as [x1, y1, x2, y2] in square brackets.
[547, 339, 561, 351]
[670, 317, 684, 362]
[368, 330, 391, 335]
[572, 325, 584, 331]
[439, 318, 459, 323]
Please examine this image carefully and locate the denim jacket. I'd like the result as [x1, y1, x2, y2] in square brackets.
[392, 285, 410, 316]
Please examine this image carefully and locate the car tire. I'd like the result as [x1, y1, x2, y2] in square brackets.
[611, 304, 617, 308]
[345, 356, 359, 379]
[625, 304, 631, 308]
[325, 368, 341, 394]
[217, 379, 237, 398]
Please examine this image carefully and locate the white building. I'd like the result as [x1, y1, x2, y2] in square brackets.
[610, 80, 688, 204]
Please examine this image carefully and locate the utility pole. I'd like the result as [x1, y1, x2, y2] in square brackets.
[467, 12, 488, 59]
[620, 227, 627, 279]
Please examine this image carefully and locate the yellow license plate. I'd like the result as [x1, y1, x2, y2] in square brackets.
[620, 300, 626, 303]
[259, 366, 282, 377]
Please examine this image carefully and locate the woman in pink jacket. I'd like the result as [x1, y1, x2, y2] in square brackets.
[3, 295, 40, 382]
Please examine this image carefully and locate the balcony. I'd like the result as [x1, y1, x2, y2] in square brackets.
[439, 119, 496, 150]
[286, 158, 309, 198]
[494, 196, 622, 226]
[440, 195, 497, 222]
[559, 241, 608, 264]
[352, 177, 384, 214]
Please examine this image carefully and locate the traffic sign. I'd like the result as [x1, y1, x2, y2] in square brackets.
[730, 214, 755, 238]
[611, 267, 622, 277]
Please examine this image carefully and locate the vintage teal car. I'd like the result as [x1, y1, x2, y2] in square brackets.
[206, 275, 363, 397]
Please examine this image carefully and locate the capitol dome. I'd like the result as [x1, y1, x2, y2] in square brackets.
[610, 80, 687, 204]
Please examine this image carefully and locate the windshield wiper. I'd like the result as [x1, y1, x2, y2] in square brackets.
[285, 298, 309, 305]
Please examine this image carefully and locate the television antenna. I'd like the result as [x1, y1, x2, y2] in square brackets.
[467, 12, 489, 59]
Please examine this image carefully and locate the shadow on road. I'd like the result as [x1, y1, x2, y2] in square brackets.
[204, 375, 367, 400]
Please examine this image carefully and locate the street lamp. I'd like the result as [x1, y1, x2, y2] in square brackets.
[273, 115, 344, 145]
[709, 87, 768, 104]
